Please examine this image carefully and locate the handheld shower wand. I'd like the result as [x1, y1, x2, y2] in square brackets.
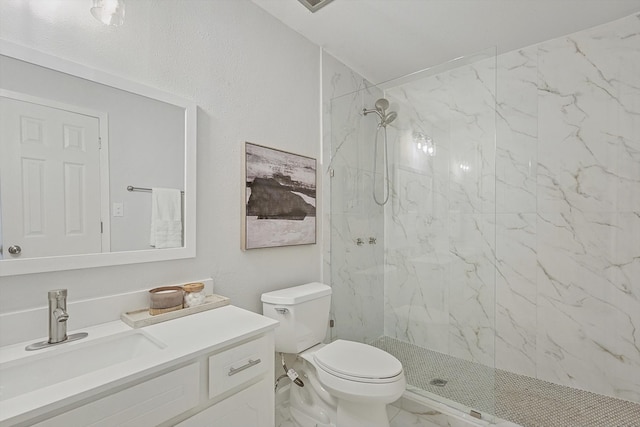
[363, 98, 397, 205]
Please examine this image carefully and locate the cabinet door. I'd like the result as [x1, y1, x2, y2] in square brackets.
[34, 364, 199, 427]
[177, 379, 273, 427]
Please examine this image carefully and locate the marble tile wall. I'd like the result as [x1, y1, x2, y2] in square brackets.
[384, 51, 498, 368]
[533, 13, 640, 401]
[380, 13, 640, 402]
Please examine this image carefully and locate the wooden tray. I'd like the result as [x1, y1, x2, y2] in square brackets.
[121, 294, 230, 328]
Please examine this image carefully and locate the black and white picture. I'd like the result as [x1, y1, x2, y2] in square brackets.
[242, 142, 316, 249]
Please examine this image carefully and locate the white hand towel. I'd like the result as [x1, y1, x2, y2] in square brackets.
[150, 188, 183, 249]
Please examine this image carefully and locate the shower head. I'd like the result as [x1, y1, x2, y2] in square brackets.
[363, 98, 398, 127]
[382, 111, 397, 127]
[375, 98, 390, 112]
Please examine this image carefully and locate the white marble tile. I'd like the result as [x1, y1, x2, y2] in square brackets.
[383, 248, 451, 352]
[448, 213, 496, 366]
[611, 212, 640, 402]
[329, 167, 385, 343]
[616, 133, 640, 214]
[383, 56, 497, 362]
[329, 92, 369, 173]
[323, 51, 386, 343]
[615, 21, 640, 215]
[448, 127, 488, 214]
[330, 209, 384, 343]
[495, 213, 537, 376]
[383, 92, 454, 352]
[330, 164, 385, 217]
[386, 57, 497, 216]
[536, 93, 620, 215]
[495, 48, 538, 214]
[322, 51, 371, 102]
[536, 211, 640, 401]
[449, 58, 498, 216]
[536, 21, 640, 215]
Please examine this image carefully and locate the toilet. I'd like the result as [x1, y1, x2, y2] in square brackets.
[262, 283, 406, 427]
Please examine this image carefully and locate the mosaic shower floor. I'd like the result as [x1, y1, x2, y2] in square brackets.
[371, 336, 640, 427]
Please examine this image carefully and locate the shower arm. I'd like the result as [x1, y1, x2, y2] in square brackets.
[362, 108, 384, 119]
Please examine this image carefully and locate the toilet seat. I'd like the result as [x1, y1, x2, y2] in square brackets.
[313, 340, 403, 384]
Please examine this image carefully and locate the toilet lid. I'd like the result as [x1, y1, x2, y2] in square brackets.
[313, 340, 403, 382]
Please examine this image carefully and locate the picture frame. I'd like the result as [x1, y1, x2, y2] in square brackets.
[241, 142, 317, 250]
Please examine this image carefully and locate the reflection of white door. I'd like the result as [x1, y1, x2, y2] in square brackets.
[0, 94, 104, 258]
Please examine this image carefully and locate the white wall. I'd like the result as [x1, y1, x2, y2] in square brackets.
[0, 0, 322, 323]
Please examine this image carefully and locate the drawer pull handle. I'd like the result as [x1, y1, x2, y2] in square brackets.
[228, 358, 262, 376]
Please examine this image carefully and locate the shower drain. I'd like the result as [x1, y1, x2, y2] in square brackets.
[429, 378, 448, 387]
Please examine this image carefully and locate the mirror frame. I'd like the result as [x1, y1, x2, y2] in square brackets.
[0, 40, 197, 276]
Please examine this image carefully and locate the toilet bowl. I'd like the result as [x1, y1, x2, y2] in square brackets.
[310, 340, 405, 403]
[262, 283, 406, 427]
[287, 342, 405, 427]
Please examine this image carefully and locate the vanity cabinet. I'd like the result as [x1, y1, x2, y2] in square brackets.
[0, 306, 278, 427]
[177, 333, 273, 426]
[15, 331, 275, 427]
[27, 330, 274, 427]
[176, 380, 272, 427]
[33, 364, 200, 427]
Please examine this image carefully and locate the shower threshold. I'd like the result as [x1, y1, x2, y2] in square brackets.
[371, 336, 640, 427]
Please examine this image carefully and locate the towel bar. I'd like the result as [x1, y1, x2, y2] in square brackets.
[127, 186, 184, 194]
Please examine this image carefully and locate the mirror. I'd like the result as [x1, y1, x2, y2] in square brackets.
[0, 40, 196, 276]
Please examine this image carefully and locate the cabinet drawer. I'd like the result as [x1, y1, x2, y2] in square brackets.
[209, 335, 269, 399]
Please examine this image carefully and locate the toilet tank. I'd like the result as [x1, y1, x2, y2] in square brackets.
[261, 282, 332, 354]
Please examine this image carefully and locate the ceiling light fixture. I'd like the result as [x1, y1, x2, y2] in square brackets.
[90, 0, 125, 27]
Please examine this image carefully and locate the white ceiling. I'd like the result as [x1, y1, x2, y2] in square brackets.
[252, 0, 640, 84]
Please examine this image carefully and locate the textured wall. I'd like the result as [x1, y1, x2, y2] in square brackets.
[0, 0, 321, 323]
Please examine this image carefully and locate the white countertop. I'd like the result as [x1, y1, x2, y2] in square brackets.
[0, 305, 279, 426]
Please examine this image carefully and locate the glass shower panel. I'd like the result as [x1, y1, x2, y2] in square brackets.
[329, 85, 385, 344]
[329, 47, 498, 420]
[328, 14, 640, 425]
[382, 48, 498, 417]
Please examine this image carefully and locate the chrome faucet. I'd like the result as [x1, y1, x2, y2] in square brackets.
[48, 289, 69, 344]
[25, 289, 88, 351]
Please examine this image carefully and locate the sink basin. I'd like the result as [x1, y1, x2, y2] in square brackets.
[0, 330, 165, 401]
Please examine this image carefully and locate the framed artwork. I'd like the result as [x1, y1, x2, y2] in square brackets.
[242, 142, 317, 250]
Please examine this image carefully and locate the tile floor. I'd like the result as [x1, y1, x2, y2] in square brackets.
[371, 336, 640, 427]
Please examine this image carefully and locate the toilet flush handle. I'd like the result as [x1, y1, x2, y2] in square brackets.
[275, 307, 289, 315]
